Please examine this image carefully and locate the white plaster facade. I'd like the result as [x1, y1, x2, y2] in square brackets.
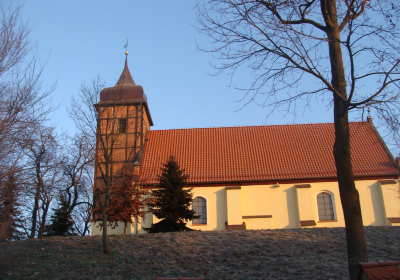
[91, 179, 400, 235]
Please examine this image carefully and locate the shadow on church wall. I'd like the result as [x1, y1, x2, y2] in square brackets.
[367, 182, 387, 226]
[214, 188, 227, 231]
[284, 186, 300, 229]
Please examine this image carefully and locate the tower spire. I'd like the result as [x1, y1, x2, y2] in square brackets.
[115, 52, 135, 86]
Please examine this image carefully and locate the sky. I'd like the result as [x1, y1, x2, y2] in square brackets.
[9, 1, 391, 150]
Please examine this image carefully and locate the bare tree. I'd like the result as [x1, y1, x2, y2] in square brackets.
[0, 4, 55, 181]
[0, 4, 32, 76]
[61, 134, 94, 236]
[0, 4, 56, 239]
[70, 74, 149, 253]
[374, 104, 400, 156]
[68, 78, 106, 237]
[69, 77, 121, 254]
[0, 3, 56, 240]
[73, 185, 93, 236]
[15, 132, 94, 238]
[68, 77, 104, 144]
[20, 125, 63, 239]
[196, 1, 400, 278]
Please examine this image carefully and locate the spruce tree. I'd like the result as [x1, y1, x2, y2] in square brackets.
[144, 156, 197, 233]
[44, 195, 76, 236]
[0, 175, 23, 241]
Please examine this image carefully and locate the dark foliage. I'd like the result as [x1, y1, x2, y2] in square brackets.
[0, 175, 23, 241]
[144, 156, 198, 233]
[44, 195, 76, 237]
[92, 169, 152, 234]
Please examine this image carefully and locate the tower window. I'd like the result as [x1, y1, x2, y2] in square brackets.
[118, 118, 127, 134]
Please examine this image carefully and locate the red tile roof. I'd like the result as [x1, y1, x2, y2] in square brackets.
[138, 122, 398, 185]
[357, 262, 400, 280]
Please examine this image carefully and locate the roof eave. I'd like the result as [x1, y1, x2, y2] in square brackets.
[138, 174, 399, 187]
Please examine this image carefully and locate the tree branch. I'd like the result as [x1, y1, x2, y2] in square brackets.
[257, 0, 327, 32]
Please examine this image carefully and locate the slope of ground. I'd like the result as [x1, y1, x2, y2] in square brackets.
[0, 227, 399, 280]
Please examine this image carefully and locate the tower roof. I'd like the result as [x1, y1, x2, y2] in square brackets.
[97, 54, 153, 126]
[115, 56, 136, 86]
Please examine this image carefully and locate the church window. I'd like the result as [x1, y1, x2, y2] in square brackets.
[118, 118, 127, 134]
[317, 192, 335, 221]
[192, 197, 207, 224]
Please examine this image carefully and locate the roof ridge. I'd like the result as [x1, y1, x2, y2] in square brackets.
[148, 121, 369, 133]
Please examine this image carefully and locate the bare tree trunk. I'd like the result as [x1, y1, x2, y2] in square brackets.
[323, 1, 368, 279]
[334, 108, 368, 279]
[82, 217, 90, 236]
[29, 189, 39, 238]
[102, 204, 111, 255]
[124, 221, 127, 235]
[39, 202, 50, 239]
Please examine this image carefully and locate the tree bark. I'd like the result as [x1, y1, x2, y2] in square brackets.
[322, 1, 368, 279]
[29, 187, 39, 238]
[39, 202, 50, 239]
[82, 218, 90, 236]
[102, 203, 111, 254]
[124, 222, 127, 235]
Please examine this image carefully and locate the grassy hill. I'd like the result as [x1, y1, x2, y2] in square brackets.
[1, 227, 399, 280]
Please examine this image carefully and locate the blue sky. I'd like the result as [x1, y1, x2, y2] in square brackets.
[12, 1, 385, 144]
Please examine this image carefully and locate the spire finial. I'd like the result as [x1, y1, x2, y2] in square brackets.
[124, 38, 129, 68]
[367, 107, 372, 122]
[124, 52, 128, 68]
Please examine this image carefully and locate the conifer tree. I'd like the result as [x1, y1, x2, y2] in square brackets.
[44, 195, 76, 237]
[0, 175, 23, 241]
[144, 156, 197, 233]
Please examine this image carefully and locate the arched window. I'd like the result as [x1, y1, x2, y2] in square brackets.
[317, 192, 335, 221]
[192, 197, 207, 224]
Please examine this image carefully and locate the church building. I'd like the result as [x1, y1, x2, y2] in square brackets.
[91, 56, 400, 235]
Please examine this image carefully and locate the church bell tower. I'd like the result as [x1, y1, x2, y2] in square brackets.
[94, 53, 153, 190]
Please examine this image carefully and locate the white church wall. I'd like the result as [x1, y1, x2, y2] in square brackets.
[296, 185, 315, 226]
[379, 180, 400, 226]
[91, 221, 130, 235]
[357, 180, 387, 226]
[226, 187, 243, 226]
[186, 179, 397, 232]
[189, 186, 227, 231]
[91, 179, 400, 236]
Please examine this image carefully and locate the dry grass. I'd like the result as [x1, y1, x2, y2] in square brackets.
[0, 227, 399, 280]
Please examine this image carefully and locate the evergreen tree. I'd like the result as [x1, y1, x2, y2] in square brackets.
[0, 175, 23, 241]
[44, 195, 76, 236]
[144, 156, 198, 233]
